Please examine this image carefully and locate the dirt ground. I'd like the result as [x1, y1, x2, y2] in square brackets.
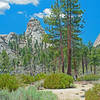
[43, 82, 93, 100]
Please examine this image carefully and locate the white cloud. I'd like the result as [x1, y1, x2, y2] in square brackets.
[0, 1, 10, 14]
[43, 8, 51, 16]
[34, 8, 51, 18]
[34, 8, 66, 19]
[10, 0, 39, 6]
[34, 12, 44, 18]
[0, 0, 39, 15]
[17, 11, 23, 14]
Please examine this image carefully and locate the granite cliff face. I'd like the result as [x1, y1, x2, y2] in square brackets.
[0, 33, 17, 59]
[0, 34, 10, 53]
[25, 17, 45, 46]
[0, 17, 45, 53]
[0, 32, 16, 50]
[6, 32, 17, 43]
[93, 34, 100, 47]
[0, 18, 45, 74]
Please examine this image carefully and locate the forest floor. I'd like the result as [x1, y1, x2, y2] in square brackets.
[43, 81, 93, 100]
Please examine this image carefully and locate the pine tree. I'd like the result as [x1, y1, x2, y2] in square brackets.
[43, 0, 84, 75]
[0, 50, 10, 73]
[61, 0, 84, 75]
[44, 0, 65, 73]
[88, 41, 93, 73]
[89, 47, 100, 74]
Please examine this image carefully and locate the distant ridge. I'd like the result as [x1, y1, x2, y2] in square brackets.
[93, 34, 100, 47]
[0, 34, 7, 36]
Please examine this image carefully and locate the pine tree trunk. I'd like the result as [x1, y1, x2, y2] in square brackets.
[74, 58, 77, 79]
[55, 57, 57, 72]
[60, 32, 64, 73]
[53, 67, 56, 73]
[47, 67, 50, 73]
[58, 57, 61, 72]
[44, 66, 46, 74]
[94, 65, 96, 75]
[90, 66, 92, 73]
[42, 66, 43, 73]
[82, 56, 84, 75]
[58, 0, 64, 73]
[85, 57, 88, 74]
[67, 0, 72, 75]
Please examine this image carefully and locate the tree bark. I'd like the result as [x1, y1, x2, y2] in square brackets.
[94, 65, 96, 75]
[47, 66, 50, 73]
[67, 0, 72, 75]
[74, 58, 78, 79]
[57, 0, 65, 73]
[53, 67, 56, 73]
[58, 57, 61, 72]
[59, 22, 64, 73]
[60, 31, 64, 73]
[85, 57, 88, 74]
[90, 66, 92, 73]
[82, 56, 84, 75]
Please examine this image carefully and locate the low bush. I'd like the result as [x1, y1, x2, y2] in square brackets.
[15, 73, 46, 85]
[34, 73, 46, 81]
[0, 86, 57, 100]
[85, 84, 100, 100]
[77, 74, 100, 81]
[19, 74, 34, 84]
[44, 73, 74, 89]
[0, 74, 19, 91]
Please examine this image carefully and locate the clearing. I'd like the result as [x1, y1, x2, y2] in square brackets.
[43, 82, 93, 100]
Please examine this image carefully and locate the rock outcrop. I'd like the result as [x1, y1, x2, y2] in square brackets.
[0, 17, 44, 53]
[0, 34, 8, 53]
[94, 34, 100, 47]
[0, 18, 47, 74]
[6, 32, 17, 43]
[25, 17, 45, 46]
[0, 34, 17, 59]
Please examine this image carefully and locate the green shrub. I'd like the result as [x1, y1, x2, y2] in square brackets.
[15, 73, 46, 85]
[77, 74, 100, 81]
[18, 74, 34, 84]
[0, 86, 57, 100]
[0, 74, 19, 91]
[34, 73, 46, 81]
[85, 84, 100, 100]
[44, 73, 74, 89]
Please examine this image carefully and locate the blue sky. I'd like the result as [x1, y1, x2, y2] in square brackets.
[80, 0, 100, 43]
[0, 0, 99, 43]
